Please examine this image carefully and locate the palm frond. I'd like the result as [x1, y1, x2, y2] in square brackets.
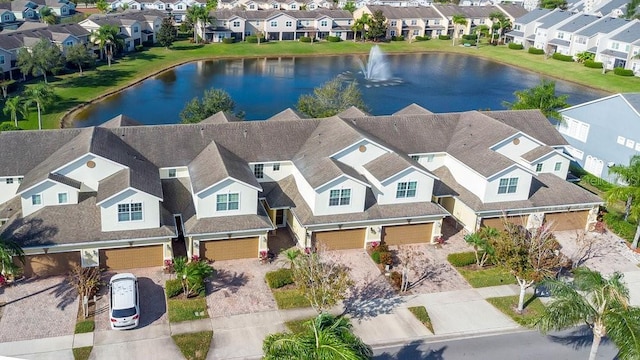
[603, 307, 640, 360]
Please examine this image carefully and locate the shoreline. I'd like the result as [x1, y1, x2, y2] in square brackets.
[60, 44, 618, 128]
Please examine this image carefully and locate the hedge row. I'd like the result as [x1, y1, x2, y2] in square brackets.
[508, 43, 523, 50]
[614, 67, 634, 76]
[265, 268, 294, 289]
[447, 251, 477, 267]
[552, 53, 574, 62]
[326, 35, 341, 42]
[438, 35, 451, 40]
[603, 212, 635, 241]
[391, 35, 404, 41]
[415, 35, 430, 41]
[584, 60, 603, 68]
[528, 47, 544, 55]
[222, 38, 234, 44]
[245, 35, 267, 43]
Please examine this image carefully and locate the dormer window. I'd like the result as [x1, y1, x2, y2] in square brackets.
[5, 178, 13, 184]
[118, 203, 143, 222]
[216, 193, 239, 211]
[411, 155, 420, 161]
[329, 189, 350, 206]
[58, 192, 68, 204]
[254, 164, 264, 178]
[498, 178, 518, 194]
[168, 169, 177, 178]
[31, 194, 42, 206]
[554, 162, 562, 171]
[273, 163, 280, 171]
[536, 163, 543, 172]
[396, 181, 417, 198]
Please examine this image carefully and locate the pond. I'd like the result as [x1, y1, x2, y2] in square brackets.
[72, 52, 607, 127]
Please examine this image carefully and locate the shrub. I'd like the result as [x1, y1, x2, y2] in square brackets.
[390, 271, 402, 290]
[462, 34, 476, 41]
[391, 35, 404, 41]
[377, 242, 390, 253]
[299, 36, 312, 43]
[379, 251, 393, 266]
[603, 212, 635, 241]
[552, 53, 574, 62]
[135, 45, 144, 52]
[415, 35, 430, 41]
[438, 35, 450, 40]
[265, 268, 294, 289]
[447, 251, 477, 267]
[222, 37, 234, 44]
[166, 278, 183, 298]
[245, 35, 266, 43]
[584, 60, 603, 69]
[508, 43, 523, 50]
[326, 35, 341, 42]
[528, 47, 544, 55]
[370, 250, 381, 264]
[614, 67, 634, 76]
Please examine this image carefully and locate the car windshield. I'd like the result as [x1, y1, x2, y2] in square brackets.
[112, 307, 137, 318]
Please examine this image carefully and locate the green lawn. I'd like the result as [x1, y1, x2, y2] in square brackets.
[72, 346, 93, 360]
[74, 320, 95, 334]
[172, 330, 213, 360]
[486, 295, 546, 327]
[456, 266, 517, 288]
[167, 297, 209, 323]
[285, 317, 314, 333]
[407, 306, 434, 334]
[272, 288, 311, 309]
[3, 38, 637, 130]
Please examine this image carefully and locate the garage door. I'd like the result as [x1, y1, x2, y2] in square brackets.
[99, 245, 163, 270]
[481, 216, 527, 231]
[382, 223, 433, 245]
[21, 252, 81, 278]
[313, 229, 365, 250]
[200, 237, 259, 261]
[544, 211, 589, 231]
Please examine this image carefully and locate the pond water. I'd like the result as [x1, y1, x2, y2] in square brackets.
[72, 52, 607, 126]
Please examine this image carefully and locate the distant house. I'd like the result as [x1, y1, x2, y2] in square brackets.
[558, 93, 640, 181]
[78, 10, 163, 51]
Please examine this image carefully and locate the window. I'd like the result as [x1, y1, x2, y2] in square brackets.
[576, 36, 586, 44]
[290, 3, 296, 8]
[433, 19, 440, 25]
[216, 193, 239, 211]
[558, 117, 589, 142]
[617, 136, 626, 145]
[133, 26, 139, 33]
[329, 189, 350, 206]
[249, 4, 255, 9]
[390, 20, 397, 26]
[554, 162, 562, 171]
[168, 169, 177, 178]
[65, 41, 73, 46]
[254, 164, 264, 178]
[131, 4, 137, 9]
[611, 41, 619, 50]
[5, 178, 13, 184]
[536, 163, 543, 172]
[158, 4, 163, 9]
[557, 32, 564, 39]
[57, 192, 68, 204]
[270, 20, 277, 26]
[18, 177, 22, 184]
[3, 14, 10, 21]
[177, 4, 183, 9]
[411, 155, 420, 161]
[273, 163, 280, 171]
[233, 21, 240, 27]
[411, 19, 417, 25]
[390, 30, 396, 36]
[31, 194, 42, 206]
[285, 21, 292, 27]
[413, 30, 419, 36]
[273, 3, 279, 8]
[426, 154, 435, 162]
[626, 139, 635, 149]
[118, 203, 143, 222]
[0, 55, 4, 65]
[320, 20, 328, 26]
[396, 181, 417, 198]
[497, 178, 518, 194]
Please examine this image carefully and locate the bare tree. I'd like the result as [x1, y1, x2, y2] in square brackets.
[67, 264, 103, 318]
[396, 245, 430, 292]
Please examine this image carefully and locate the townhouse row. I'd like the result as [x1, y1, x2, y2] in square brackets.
[507, 8, 640, 74]
[0, 106, 602, 277]
[0, 0, 77, 30]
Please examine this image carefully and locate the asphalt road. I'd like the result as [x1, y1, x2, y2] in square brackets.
[373, 327, 619, 360]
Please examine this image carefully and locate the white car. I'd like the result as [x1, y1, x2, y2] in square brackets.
[109, 273, 140, 330]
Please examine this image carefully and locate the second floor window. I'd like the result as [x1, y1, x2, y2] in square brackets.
[285, 21, 292, 27]
[233, 21, 240, 27]
[329, 189, 350, 206]
[133, 26, 139, 33]
[58, 193, 68, 204]
[320, 20, 328, 26]
[536, 163, 543, 172]
[5, 178, 13, 184]
[273, 163, 280, 171]
[498, 178, 518, 194]
[270, 20, 277, 26]
[31, 194, 42, 206]
[168, 169, 177, 178]
[411, 19, 417, 25]
[254, 164, 264, 178]
[396, 181, 417, 198]
[216, 193, 239, 211]
[554, 162, 562, 171]
[390, 20, 397, 26]
[118, 203, 143, 222]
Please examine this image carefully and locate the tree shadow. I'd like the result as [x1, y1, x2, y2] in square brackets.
[375, 341, 447, 359]
[49, 277, 77, 310]
[55, 68, 135, 89]
[137, 277, 166, 327]
[208, 268, 249, 295]
[547, 325, 611, 350]
[172, 44, 204, 51]
[342, 275, 404, 320]
[128, 51, 161, 62]
[0, 217, 58, 248]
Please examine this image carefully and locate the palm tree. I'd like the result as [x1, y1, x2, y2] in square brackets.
[488, 11, 504, 44]
[277, 248, 301, 270]
[3, 96, 28, 127]
[197, 7, 213, 43]
[96, 0, 109, 13]
[451, 14, 467, 46]
[24, 83, 54, 130]
[351, 13, 371, 42]
[92, 25, 122, 67]
[607, 155, 640, 249]
[39, 6, 58, 25]
[186, 6, 205, 44]
[0, 237, 25, 279]
[263, 313, 373, 359]
[502, 79, 569, 121]
[536, 267, 640, 360]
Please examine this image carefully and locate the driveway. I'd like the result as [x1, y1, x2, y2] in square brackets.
[0, 276, 77, 342]
[555, 230, 640, 274]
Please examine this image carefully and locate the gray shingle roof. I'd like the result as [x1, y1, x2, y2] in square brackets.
[548, 38, 570, 46]
[266, 108, 304, 121]
[48, 173, 82, 189]
[364, 5, 442, 19]
[621, 93, 640, 114]
[576, 16, 631, 37]
[480, 109, 569, 146]
[96, 169, 130, 203]
[594, 0, 629, 15]
[496, 4, 528, 19]
[557, 14, 599, 32]
[611, 22, 640, 43]
[199, 111, 241, 124]
[538, 10, 574, 29]
[514, 8, 551, 25]
[185, 201, 273, 234]
[364, 152, 414, 182]
[601, 49, 628, 58]
[521, 145, 555, 162]
[99, 114, 143, 128]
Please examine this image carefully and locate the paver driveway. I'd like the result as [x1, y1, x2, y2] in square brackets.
[0, 276, 77, 342]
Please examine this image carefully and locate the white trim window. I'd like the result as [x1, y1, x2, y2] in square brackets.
[554, 162, 562, 171]
[559, 117, 589, 142]
[168, 169, 177, 178]
[273, 163, 280, 171]
[497, 178, 518, 194]
[5, 178, 13, 184]
[118, 202, 143, 222]
[270, 20, 277, 26]
[254, 164, 264, 179]
[536, 163, 543, 172]
[57, 192, 68, 204]
[31, 194, 42, 205]
[216, 193, 239, 211]
[329, 189, 350, 206]
[396, 181, 417, 198]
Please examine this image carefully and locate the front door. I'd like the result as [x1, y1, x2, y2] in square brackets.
[275, 209, 285, 228]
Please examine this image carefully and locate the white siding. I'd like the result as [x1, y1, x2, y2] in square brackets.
[159, 167, 189, 179]
[416, 153, 445, 172]
[314, 177, 366, 216]
[196, 178, 257, 218]
[494, 135, 540, 161]
[529, 152, 570, 179]
[292, 166, 316, 210]
[444, 156, 487, 199]
[254, 161, 294, 182]
[58, 154, 125, 191]
[377, 168, 434, 205]
[0, 177, 21, 206]
[21, 180, 79, 217]
[99, 189, 160, 231]
[484, 168, 532, 203]
[333, 140, 388, 168]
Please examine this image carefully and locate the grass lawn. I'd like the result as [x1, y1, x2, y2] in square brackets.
[285, 317, 314, 333]
[4, 38, 638, 130]
[272, 288, 311, 309]
[486, 295, 546, 327]
[72, 346, 93, 360]
[456, 266, 517, 288]
[172, 330, 213, 360]
[167, 297, 209, 323]
[74, 320, 95, 334]
[408, 306, 434, 334]
[74, 300, 95, 334]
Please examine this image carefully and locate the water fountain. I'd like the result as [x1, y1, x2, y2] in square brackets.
[359, 45, 392, 81]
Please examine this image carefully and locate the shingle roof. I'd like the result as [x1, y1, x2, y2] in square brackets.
[621, 93, 640, 114]
[601, 49, 628, 59]
[557, 14, 599, 32]
[538, 10, 574, 28]
[48, 173, 82, 189]
[576, 16, 631, 36]
[548, 38, 570, 46]
[521, 145, 555, 162]
[364, 152, 415, 182]
[99, 114, 143, 128]
[364, 5, 441, 18]
[496, 4, 528, 19]
[392, 103, 433, 115]
[514, 8, 551, 24]
[610, 22, 640, 43]
[184, 201, 274, 234]
[594, 0, 629, 15]
[266, 108, 304, 121]
[480, 109, 569, 146]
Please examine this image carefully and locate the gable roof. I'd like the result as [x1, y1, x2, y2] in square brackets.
[267, 108, 304, 121]
[99, 114, 143, 128]
[514, 8, 551, 24]
[610, 22, 640, 43]
[576, 16, 631, 36]
[393, 103, 433, 116]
